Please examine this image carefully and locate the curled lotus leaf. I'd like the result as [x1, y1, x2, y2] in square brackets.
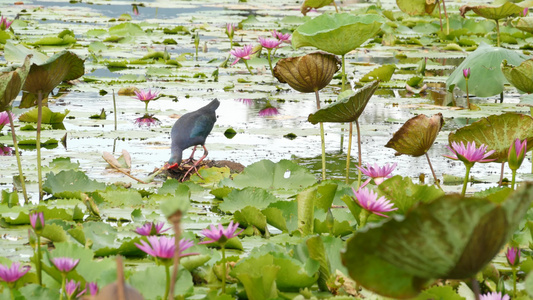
[342, 183, 533, 299]
[385, 113, 443, 157]
[0, 55, 31, 111]
[448, 112, 533, 163]
[501, 59, 533, 94]
[301, 0, 334, 16]
[512, 17, 533, 33]
[292, 13, 383, 56]
[397, 0, 437, 16]
[460, 2, 523, 20]
[273, 52, 341, 93]
[308, 81, 379, 124]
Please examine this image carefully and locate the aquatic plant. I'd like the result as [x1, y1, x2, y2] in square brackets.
[133, 88, 160, 112]
[508, 139, 527, 189]
[230, 44, 255, 75]
[258, 37, 282, 76]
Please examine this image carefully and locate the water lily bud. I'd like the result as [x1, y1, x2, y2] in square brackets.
[523, 7, 529, 17]
[508, 138, 527, 171]
[463, 68, 471, 79]
[225, 23, 235, 41]
[506, 246, 520, 267]
[29, 212, 45, 234]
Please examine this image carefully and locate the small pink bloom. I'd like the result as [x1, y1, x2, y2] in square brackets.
[443, 141, 496, 167]
[226, 23, 235, 39]
[357, 162, 397, 188]
[132, 5, 139, 16]
[199, 221, 243, 245]
[52, 257, 80, 273]
[508, 138, 527, 171]
[523, 7, 529, 17]
[29, 212, 45, 231]
[0, 111, 13, 127]
[351, 187, 397, 218]
[271, 30, 291, 43]
[230, 45, 255, 66]
[0, 16, 13, 30]
[463, 68, 471, 79]
[479, 292, 510, 300]
[258, 37, 282, 50]
[134, 222, 169, 236]
[506, 247, 520, 266]
[135, 236, 196, 260]
[0, 262, 30, 283]
[0, 146, 13, 156]
[65, 279, 85, 299]
[86, 282, 98, 296]
[133, 88, 160, 102]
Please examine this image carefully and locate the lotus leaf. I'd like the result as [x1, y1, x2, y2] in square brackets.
[501, 59, 533, 93]
[446, 43, 527, 97]
[308, 81, 379, 124]
[385, 113, 443, 157]
[21, 50, 85, 108]
[43, 170, 106, 199]
[0, 55, 31, 111]
[396, 0, 437, 16]
[460, 2, 523, 20]
[301, 0, 335, 16]
[18, 106, 69, 124]
[292, 13, 383, 56]
[342, 183, 533, 298]
[273, 52, 341, 93]
[513, 17, 533, 33]
[220, 187, 279, 213]
[359, 64, 397, 83]
[448, 112, 533, 163]
[378, 176, 444, 214]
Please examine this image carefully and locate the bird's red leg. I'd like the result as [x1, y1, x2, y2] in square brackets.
[181, 145, 208, 181]
[182, 146, 197, 165]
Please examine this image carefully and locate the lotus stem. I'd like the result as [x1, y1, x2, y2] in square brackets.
[442, 0, 449, 35]
[425, 153, 442, 190]
[512, 266, 517, 298]
[221, 244, 227, 294]
[341, 54, 346, 92]
[243, 60, 254, 76]
[144, 101, 149, 112]
[471, 278, 480, 300]
[499, 162, 505, 186]
[7, 111, 28, 203]
[315, 90, 326, 181]
[496, 20, 500, 47]
[346, 122, 353, 184]
[359, 209, 369, 228]
[36, 234, 42, 286]
[332, 1, 339, 12]
[511, 169, 517, 190]
[355, 119, 362, 188]
[112, 89, 117, 131]
[266, 49, 274, 76]
[465, 78, 470, 109]
[59, 273, 66, 300]
[117, 256, 126, 300]
[163, 264, 170, 300]
[168, 211, 182, 300]
[438, 0, 443, 32]
[9, 286, 14, 300]
[461, 165, 472, 196]
[36, 90, 43, 202]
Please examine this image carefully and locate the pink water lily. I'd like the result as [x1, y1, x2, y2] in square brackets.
[506, 246, 520, 266]
[444, 141, 495, 166]
[523, 7, 529, 17]
[0, 111, 14, 131]
[259, 106, 279, 117]
[135, 236, 196, 260]
[352, 187, 397, 218]
[29, 212, 45, 232]
[134, 221, 169, 236]
[86, 282, 98, 296]
[133, 88, 160, 111]
[271, 30, 291, 43]
[236, 98, 253, 106]
[230, 44, 254, 66]
[225, 23, 235, 40]
[479, 292, 510, 300]
[357, 162, 397, 188]
[0, 146, 12, 156]
[0, 16, 13, 30]
[258, 37, 282, 50]
[508, 138, 527, 171]
[65, 279, 85, 299]
[0, 262, 30, 283]
[199, 221, 243, 245]
[52, 257, 80, 273]
[463, 68, 470, 79]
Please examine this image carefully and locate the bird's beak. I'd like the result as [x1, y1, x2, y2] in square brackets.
[164, 163, 179, 170]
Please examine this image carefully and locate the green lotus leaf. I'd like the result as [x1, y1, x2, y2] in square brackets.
[501, 59, 533, 93]
[308, 81, 379, 124]
[43, 170, 106, 199]
[342, 183, 533, 298]
[301, 0, 334, 15]
[21, 50, 85, 108]
[0, 55, 31, 111]
[512, 16, 533, 33]
[292, 13, 383, 55]
[377, 175, 444, 214]
[446, 43, 527, 97]
[448, 112, 533, 163]
[273, 52, 341, 93]
[18, 106, 69, 124]
[385, 113, 443, 157]
[460, 2, 523, 20]
[108, 22, 146, 36]
[359, 64, 397, 83]
[220, 187, 279, 213]
[396, 0, 437, 16]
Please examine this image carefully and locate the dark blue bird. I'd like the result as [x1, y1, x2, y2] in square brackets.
[166, 99, 220, 178]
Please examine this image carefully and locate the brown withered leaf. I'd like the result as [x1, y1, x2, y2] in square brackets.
[274, 51, 341, 93]
[385, 113, 444, 157]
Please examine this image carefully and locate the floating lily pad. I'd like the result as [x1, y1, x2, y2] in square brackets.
[342, 183, 533, 298]
[449, 112, 533, 163]
[308, 81, 379, 124]
[43, 170, 106, 199]
[385, 113, 444, 157]
[18, 106, 69, 124]
[359, 64, 397, 83]
[292, 13, 383, 56]
[219, 187, 279, 213]
[501, 59, 533, 93]
[301, 0, 335, 16]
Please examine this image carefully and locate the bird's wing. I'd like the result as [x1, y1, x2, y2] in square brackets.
[189, 114, 215, 139]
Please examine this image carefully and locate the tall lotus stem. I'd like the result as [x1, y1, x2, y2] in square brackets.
[36, 91, 43, 202]
[463, 68, 471, 109]
[163, 264, 171, 300]
[194, 31, 200, 61]
[495, 20, 500, 47]
[355, 119, 362, 188]
[341, 54, 346, 91]
[512, 266, 517, 297]
[425, 153, 442, 189]
[345, 123, 353, 184]
[499, 162, 505, 186]
[7, 111, 28, 203]
[59, 273, 66, 300]
[266, 49, 274, 76]
[243, 60, 254, 76]
[168, 211, 182, 300]
[332, 1, 339, 12]
[315, 90, 326, 180]
[221, 244, 227, 294]
[36, 235, 42, 285]
[442, 0, 449, 35]
[112, 89, 117, 131]
[437, 0, 443, 31]
[461, 165, 472, 196]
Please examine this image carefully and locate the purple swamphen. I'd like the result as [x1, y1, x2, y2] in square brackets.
[165, 99, 220, 178]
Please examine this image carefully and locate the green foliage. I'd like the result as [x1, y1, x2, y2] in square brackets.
[18, 106, 69, 124]
[378, 175, 444, 214]
[43, 170, 106, 199]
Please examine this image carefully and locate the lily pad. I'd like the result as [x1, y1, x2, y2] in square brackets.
[501, 59, 533, 93]
[43, 170, 106, 199]
[359, 64, 397, 83]
[385, 113, 444, 157]
[301, 0, 335, 15]
[448, 112, 533, 163]
[292, 13, 383, 56]
[308, 81, 379, 124]
[18, 106, 69, 124]
[513, 17, 533, 33]
[446, 42, 528, 97]
[397, 0, 437, 16]
[460, 2, 523, 21]
[342, 183, 533, 298]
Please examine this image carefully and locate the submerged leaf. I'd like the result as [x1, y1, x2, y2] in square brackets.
[501, 59, 533, 93]
[308, 81, 379, 124]
[385, 113, 444, 157]
[274, 52, 341, 93]
[448, 112, 533, 163]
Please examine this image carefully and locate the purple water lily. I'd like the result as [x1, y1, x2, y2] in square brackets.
[52, 257, 80, 273]
[0, 262, 30, 283]
[357, 162, 397, 188]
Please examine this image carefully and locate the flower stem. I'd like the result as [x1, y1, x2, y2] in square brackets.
[36, 90, 43, 202]
[59, 273, 66, 300]
[496, 20, 500, 47]
[163, 264, 170, 300]
[221, 244, 227, 294]
[112, 89, 117, 131]
[511, 169, 517, 190]
[243, 60, 254, 76]
[442, 0, 449, 35]
[465, 78, 470, 109]
[425, 153, 442, 190]
[512, 266, 517, 298]
[7, 110, 29, 203]
[345, 122, 353, 184]
[168, 211, 182, 300]
[461, 165, 472, 196]
[359, 209, 369, 228]
[9, 286, 15, 300]
[315, 90, 326, 181]
[36, 235, 42, 286]
[355, 119, 362, 189]
[266, 49, 274, 76]
[144, 101, 149, 112]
